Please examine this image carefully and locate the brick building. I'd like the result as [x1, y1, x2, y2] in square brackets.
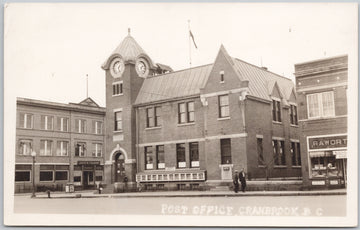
[15, 97, 105, 193]
[295, 55, 348, 189]
[101, 32, 302, 191]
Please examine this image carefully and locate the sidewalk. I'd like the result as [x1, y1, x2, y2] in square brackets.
[16, 189, 347, 199]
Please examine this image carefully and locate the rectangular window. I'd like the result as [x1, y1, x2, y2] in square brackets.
[156, 145, 165, 169]
[18, 139, 32, 155]
[178, 103, 187, 124]
[190, 142, 199, 167]
[178, 102, 195, 123]
[155, 106, 161, 127]
[112, 82, 123, 96]
[219, 95, 230, 118]
[272, 100, 281, 122]
[145, 146, 154, 170]
[114, 111, 122, 131]
[93, 121, 103, 134]
[291, 142, 301, 166]
[75, 119, 86, 133]
[146, 108, 154, 127]
[41, 115, 54, 130]
[40, 140, 52, 156]
[40, 171, 53, 182]
[15, 171, 31, 182]
[56, 141, 68, 156]
[307, 91, 335, 118]
[257, 138, 264, 166]
[273, 139, 286, 166]
[19, 113, 33, 129]
[290, 105, 298, 125]
[57, 117, 69, 132]
[55, 171, 68, 181]
[220, 138, 231, 164]
[176, 143, 186, 168]
[75, 142, 86, 157]
[92, 143, 102, 157]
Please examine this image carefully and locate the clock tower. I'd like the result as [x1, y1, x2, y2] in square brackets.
[101, 29, 156, 189]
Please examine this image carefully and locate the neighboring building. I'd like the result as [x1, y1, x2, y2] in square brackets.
[15, 97, 105, 193]
[101, 31, 302, 191]
[295, 55, 348, 189]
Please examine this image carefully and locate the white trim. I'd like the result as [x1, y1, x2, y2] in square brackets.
[177, 122, 195, 127]
[289, 101, 297, 106]
[15, 163, 33, 165]
[272, 136, 285, 140]
[296, 82, 347, 93]
[271, 96, 281, 101]
[145, 126, 162, 130]
[290, 139, 300, 143]
[35, 163, 70, 165]
[137, 133, 247, 147]
[217, 117, 231, 121]
[256, 134, 263, 139]
[200, 87, 249, 99]
[113, 108, 123, 112]
[108, 144, 128, 162]
[299, 115, 347, 122]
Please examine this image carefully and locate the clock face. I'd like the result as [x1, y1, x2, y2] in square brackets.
[135, 58, 149, 78]
[110, 58, 125, 78]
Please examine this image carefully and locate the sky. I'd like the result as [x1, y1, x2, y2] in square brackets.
[4, 2, 357, 107]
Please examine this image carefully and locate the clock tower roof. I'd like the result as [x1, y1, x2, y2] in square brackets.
[102, 30, 154, 70]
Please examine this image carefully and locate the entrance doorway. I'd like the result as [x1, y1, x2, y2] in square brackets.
[114, 152, 125, 182]
[83, 171, 94, 189]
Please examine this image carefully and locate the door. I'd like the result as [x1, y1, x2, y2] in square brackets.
[83, 171, 94, 188]
[115, 153, 125, 182]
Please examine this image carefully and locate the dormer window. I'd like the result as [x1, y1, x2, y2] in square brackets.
[272, 99, 282, 122]
[220, 70, 225, 83]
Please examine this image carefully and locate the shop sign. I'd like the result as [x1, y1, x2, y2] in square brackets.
[334, 150, 347, 159]
[308, 135, 347, 150]
[78, 161, 100, 165]
[165, 167, 175, 171]
[312, 180, 325, 185]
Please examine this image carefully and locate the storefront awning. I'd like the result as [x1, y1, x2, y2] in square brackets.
[334, 150, 347, 159]
[309, 151, 333, 158]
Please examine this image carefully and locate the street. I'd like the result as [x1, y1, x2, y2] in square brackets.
[14, 195, 346, 216]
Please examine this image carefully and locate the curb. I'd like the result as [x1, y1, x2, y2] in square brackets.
[32, 191, 346, 199]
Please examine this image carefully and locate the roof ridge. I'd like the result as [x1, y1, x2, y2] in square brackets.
[146, 63, 213, 79]
[233, 57, 292, 82]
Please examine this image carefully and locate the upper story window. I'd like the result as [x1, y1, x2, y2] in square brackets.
[178, 101, 195, 124]
[290, 104, 298, 125]
[75, 119, 86, 133]
[220, 70, 225, 83]
[219, 95, 230, 118]
[19, 113, 33, 129]
[75, 142, 86, 157]
[57, 117, 69, 132]
[220, 138, 231, 164]
[18, 139, 32, 155]
[92, 143, 102, 157]
[114, 111, 122, 131]
[272, 99, 281, 122]
[307, 91, 335, 119]
[112, 81, 123, 96]
[40, 140, 53, 156]
[146, 106, 161, 128]
[93, 121, 103, 134]
[41, 115, 54, 130]
[56, 141, 68, 156]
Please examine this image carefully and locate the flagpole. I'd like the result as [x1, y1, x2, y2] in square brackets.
[86, 74, 88, 98]
[188, 20, 192, 68]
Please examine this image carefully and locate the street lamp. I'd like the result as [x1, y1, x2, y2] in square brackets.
[31, 150, 36, 198]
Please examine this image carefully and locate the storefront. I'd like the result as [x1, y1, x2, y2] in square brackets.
[73, 161, 104, 189]
[307, 134, 347, 188]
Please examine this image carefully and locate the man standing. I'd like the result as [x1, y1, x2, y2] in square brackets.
[239, 168, 246, 192]
[233, 170, 239, 193]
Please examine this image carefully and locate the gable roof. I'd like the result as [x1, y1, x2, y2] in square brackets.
[232, 58, 295, 101]
[76, 97, 100, 107]
[134, 46, 295, 105]
[134, 64, 213, 105]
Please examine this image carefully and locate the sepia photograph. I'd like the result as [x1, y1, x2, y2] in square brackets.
[3, 2, 358, 227]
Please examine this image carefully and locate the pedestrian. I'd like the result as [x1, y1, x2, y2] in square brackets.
[239, 168, 246, 192]
[233, 170, 239, 193]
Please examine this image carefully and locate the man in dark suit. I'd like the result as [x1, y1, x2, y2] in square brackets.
[239, 168, 246, 192]
[233, 170, 239, 193]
